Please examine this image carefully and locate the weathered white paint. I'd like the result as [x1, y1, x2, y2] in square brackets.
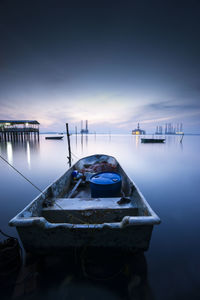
[9, 154, 161, 253]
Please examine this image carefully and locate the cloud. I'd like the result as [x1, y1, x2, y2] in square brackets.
[1, 87, 200, 132]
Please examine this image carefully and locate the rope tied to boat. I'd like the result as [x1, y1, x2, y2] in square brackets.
[71, 151, 81, 160]
[0, 229, 19, 241]
[0, 154, 44, 195]
[0, 153, 124, 226]
[0, 153, 90, 225]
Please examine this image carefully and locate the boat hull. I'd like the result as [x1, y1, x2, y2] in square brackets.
[45, 136, 63, 140]
[9, 154, 160, 253]
[17, 224, 153, 254]
[141, 138, 165, 143]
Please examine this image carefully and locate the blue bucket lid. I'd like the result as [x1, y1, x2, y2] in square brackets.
[89, 172, 121, 185]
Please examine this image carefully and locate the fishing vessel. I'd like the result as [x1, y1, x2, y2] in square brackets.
[45, 136, 63, 140]
[141, 138, 165, 143]
[9, 154, 160, 254]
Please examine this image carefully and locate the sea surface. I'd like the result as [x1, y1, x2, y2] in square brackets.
[0, 134, 200, 300]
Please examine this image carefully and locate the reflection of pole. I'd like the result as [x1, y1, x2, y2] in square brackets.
[81, 120, 83, 134]
[180, 133, 184, 143]
[81, 121, 83, 150]
[75, 126, 77, 146]
[85, 134, 88, 147]
[66, 123, 71, 166]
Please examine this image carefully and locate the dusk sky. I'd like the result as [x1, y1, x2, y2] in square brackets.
[0, 0, 200, 133]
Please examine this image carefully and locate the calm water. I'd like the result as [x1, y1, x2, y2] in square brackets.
[0, 134, 200, 299]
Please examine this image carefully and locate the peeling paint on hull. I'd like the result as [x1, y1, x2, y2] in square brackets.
[9, 154, 160, 254]
[18, 225, 153, 254]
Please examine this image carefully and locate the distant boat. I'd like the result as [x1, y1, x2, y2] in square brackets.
[45, 136, 63, 140]
[141, 138, 165, 143]
[9, 154, 160, 254]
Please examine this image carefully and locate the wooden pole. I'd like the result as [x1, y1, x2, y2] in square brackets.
[66, 123, 72, 166]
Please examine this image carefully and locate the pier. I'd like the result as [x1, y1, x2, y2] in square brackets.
[0, 120, 40, 142]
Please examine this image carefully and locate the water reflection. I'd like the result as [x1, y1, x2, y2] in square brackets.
[6, 142, 13, 164]
[85, 134, 88, 147]
[0, 138, 40, 167]
[81, 134, 83, 152]
[19, 250, 152, 300]
[109, 132, 111, 141]
[179, 140, 183, 151]
[26, 141, 31, 168]
[135, 135, 140, 148]
[1, 134, 200, 300]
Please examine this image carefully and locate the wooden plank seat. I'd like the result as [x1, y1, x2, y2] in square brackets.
[42, 197, 138, 224]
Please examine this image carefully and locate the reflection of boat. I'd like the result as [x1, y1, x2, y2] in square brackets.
[141, 138, 165, 143]
[9, 154, 160, 254]
[38, 250, 152, 299]
[45, 136, 63, 140]
[15, 249, 152, 299]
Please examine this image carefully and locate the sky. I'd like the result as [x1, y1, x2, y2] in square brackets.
[0, 0, 200, 133]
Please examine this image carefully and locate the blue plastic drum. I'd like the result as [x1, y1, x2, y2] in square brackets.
[89, 172, 122, 198]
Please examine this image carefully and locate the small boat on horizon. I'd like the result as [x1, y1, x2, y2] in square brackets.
[45, 136, 63, 140]
[9, 154, 160, 254]
[141, 138, 165, 143]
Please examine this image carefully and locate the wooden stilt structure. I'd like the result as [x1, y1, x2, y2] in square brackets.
[0, 120, 40, 142]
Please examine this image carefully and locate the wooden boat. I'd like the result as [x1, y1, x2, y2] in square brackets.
[141, 138, 165, 143]
[45, 136, 63, 140]
[9, 154, 160, 254]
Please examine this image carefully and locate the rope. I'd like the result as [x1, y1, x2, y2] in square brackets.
[71, 151, 81, 160]
[0, 154, 44, 195]
[0, 154, 88, 224]
[0, 153, 65, 211]
[0, 229, 17, 240]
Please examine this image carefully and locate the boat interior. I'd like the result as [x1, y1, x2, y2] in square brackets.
[40, 155, 150, 224]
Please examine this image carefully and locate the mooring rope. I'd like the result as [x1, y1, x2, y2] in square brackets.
[0, 153, 87, 224]
[0, 153, 65, 211]
[0, 228, 17, 240]
[71, 151, 81, 160]
[0, 154, 44, 195]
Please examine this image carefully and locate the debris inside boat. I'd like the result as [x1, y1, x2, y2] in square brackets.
[9, 154, 160, 254]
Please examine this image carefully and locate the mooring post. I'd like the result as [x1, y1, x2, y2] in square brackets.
[66, 123, 72, 166]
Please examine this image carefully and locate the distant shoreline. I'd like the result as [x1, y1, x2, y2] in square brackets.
[40, 132, 200, 136]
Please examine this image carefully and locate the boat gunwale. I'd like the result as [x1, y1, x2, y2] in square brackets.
[9, 154, 161, 229]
